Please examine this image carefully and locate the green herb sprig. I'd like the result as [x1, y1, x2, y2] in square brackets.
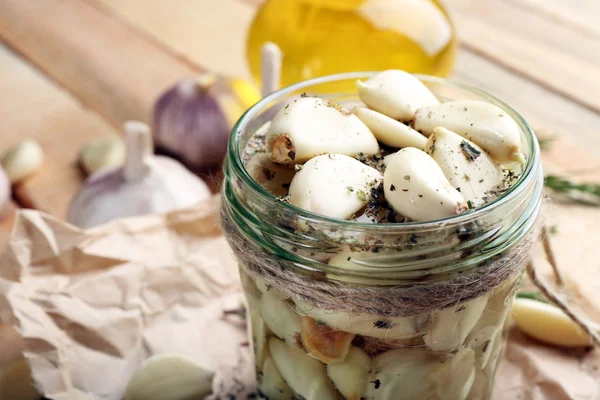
[544, 175, 600, 206]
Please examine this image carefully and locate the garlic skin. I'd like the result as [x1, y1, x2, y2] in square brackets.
[413, 100, 524, 164]
[512, 298, 592, 348]
[67, 122, 211, 229]
[124, 354, 214, 400]
[327, 347, 371, 400]
[384, 147, 468, 221]
[0, 139, 44, 184]
[288, 154, 382, 219]
[0, 167, 11, 213]
[354, 107, 427, 149]
[424, 295, 489, 352]
[267, 97, 379, 164]
[153, 75, 259, 169]
[80, 136, 125, 175]
[356, 70, 439, 121]
[426, 127, 504, 206]
[268, 337, 339, 400]
[246, 153, 295, 196]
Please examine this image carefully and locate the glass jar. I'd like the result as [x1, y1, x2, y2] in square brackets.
[222, 72, 543, 400]
[246, 0, 457, 89]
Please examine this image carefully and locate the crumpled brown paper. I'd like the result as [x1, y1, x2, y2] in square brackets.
[0, 196, 598, 399]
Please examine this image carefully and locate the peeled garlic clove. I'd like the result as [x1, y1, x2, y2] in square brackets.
[434, 348, 476, 400]
[426, 127, 504, 206]
[260, 290, 302, 345]
[80, 136, 126, 175]
[384, 147, 468, 221]
[413, 100, 524, 164]
[370, 348, 438, 400]
[468, 370, 491, 400]
[289, 154, 382, 219]
[356, 70, 439, 121]
[246, 153, 295, 196]
[0, 139, 44, 184]
[295, 299, 430, 341]
[267, 97, 379, 164]
[327, 347, 371, 400]
[259, 351, 294, 399]
[512, 298, 592, 347]
[67, 122, 211, 228]
[354, 107, 427, 149]
[424, 295, 489, 352]
[0, 357, 40, 400]
[124, 354, 214, 400]
[301, 316, 355, 364]
[247, 295, 268, 367]
[268, 337, 339, 400]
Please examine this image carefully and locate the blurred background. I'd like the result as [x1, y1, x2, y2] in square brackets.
[0, 0, 599, 398]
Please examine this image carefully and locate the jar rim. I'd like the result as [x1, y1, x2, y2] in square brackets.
[227, 71, 541, 231]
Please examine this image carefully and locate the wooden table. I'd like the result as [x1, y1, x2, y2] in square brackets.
[1, 0, 599, 387]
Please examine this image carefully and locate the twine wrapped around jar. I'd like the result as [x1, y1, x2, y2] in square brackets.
[222, 207, 540, 318]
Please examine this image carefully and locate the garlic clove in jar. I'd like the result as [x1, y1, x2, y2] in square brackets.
[424, 295, 489, 352]
[413, 100, 524, 164]
[434, 347, 476, 400]
[356, 70, 439, 121]
[369, 348, 438, 400]
[260, 290, 302, 345]
[268, 337, 339, 400]
[384, 147, 468, 221]
[468, 370, 491, 400]
[80, 136, 126, 175]
[512, 298, 592, 347]
[259, 350, 294, 399]
[124, 354, 214, 400]
[294, 299, 430, 341]
[327, 347, 371, 400]
[246, 153, 295, 196]
[67, 122, 211, 229]
[267, 97, 379, 164]
[289, 154, 382, 219]
[301, 316, 355, 364]
[354, 107, 427, 149]
[246, 293, 268, 367]
[426, 127, 504, 207]
[0, 139, 44, 184]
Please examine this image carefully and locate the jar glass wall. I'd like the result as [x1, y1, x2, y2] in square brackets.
[222, 72, 543, 400]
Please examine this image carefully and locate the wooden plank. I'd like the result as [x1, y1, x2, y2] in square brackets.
[0, 0, 198, 130]
[0, 44, 118, 219]
[453, 49, 600, 157]
[451, 0, 600, 114]
[87, 0, 255, 79]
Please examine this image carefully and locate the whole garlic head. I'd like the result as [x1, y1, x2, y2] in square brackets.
[67, 121, 211, 229]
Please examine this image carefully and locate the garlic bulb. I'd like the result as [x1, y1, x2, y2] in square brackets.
[0, 139, 44, 184]
[356, 70, 439, 121]
[67, 121, 211, 228]
[153, 74, 260, 169]
[124, 354, 214, 400]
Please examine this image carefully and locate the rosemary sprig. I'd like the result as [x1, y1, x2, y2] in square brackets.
[544, 175, 600, 206]
[516, 291, 549, 304]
